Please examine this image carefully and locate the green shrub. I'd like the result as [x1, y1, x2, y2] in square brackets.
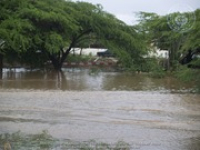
[174, 65, 200, 92]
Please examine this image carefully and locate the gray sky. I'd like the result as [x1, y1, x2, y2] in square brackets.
[74, 0, 200, 25]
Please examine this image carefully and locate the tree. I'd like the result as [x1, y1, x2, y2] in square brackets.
[0, 0, 147, 72]
[176, 9, 200, 91]
[137, 9, 200, 90]
[136, 11, 195, 70]
[181, 9, 200, 51]
[0, 0, 33, 76]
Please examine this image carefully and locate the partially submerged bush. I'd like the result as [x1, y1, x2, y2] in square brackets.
[174, 65, 200, 92]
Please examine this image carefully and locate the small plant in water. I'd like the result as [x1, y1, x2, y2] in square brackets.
[88, 67, 101, 76]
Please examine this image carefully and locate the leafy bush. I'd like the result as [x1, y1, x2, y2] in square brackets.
[174, 65, 200, 92]
[141, 58, 166, 78]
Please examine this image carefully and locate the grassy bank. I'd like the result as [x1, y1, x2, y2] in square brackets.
[0, 131, 130, 150]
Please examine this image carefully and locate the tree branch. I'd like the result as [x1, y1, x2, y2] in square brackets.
[68, 28, 93, 51]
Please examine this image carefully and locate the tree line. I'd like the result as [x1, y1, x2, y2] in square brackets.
[136, 9, 200, 70]
[0, 0, 199, 76]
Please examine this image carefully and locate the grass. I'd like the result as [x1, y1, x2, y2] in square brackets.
[0, 131, 131, 150]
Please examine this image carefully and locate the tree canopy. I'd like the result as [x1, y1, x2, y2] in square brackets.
[136, 9, 199, 70]
[1, 0, 198, 73]
[181, 9, 200, 51]
[0, 0, 147, 71]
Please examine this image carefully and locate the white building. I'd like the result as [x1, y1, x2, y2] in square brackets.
[70, 48, 107, 56]
[147, 49, 169, 59]
[71, 47, 169, 59]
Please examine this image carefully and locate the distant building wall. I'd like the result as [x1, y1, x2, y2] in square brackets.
[71, 48, 169, 59]
[71, 48, 107, 56]
[146, 49, 169, 59]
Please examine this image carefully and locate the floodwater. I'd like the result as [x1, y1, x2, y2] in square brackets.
[0, 68, 196, 91]
[0, 68, 200, 150]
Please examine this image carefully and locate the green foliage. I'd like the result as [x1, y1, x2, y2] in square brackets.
[20, 49, 49, 69]
[174, 65, 200, 92]
[189, 58, 200, 67]
[170, 9, 200, 91]
[140, 58, 166, 78]
[181, 9, 200, 51]
[0, 131, 131, 150]
[136, 11, 198, 70]
[2, 1, 198, 72]
[67, 54, 93, 63]
[149, 67, 166, 78]
[0, 0, 147, 71]
[44, 32, 64, 54]
[0, 130, 55, 150]
[175, 66, 194, 82]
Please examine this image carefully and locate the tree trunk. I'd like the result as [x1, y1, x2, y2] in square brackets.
[52, 59, 62, 71]
[49, 55, 62, 71]
[80, 48, 83, 56]
[48, 28, 92, 71]
[49, 50, 70, 71]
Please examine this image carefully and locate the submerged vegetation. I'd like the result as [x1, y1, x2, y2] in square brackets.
[0, 131, 130, 150]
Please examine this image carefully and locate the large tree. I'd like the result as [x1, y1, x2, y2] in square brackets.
[178, 9, 200, 90]
[0, 0, 146, 71]
[0, 0, 33, 70]
[136, 11, 196, 70]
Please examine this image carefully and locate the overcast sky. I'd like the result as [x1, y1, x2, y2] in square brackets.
[74, 0, 200, 25]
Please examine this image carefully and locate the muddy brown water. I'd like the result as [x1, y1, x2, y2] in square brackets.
[0, 68, 200, 150]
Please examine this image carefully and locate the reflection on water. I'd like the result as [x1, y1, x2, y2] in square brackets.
[0, 68, 195, 91]
[0, 68, 199, 150]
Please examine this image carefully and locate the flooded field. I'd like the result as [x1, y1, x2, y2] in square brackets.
[0, 68, 196, 91]
[0, 69, 200, 149]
